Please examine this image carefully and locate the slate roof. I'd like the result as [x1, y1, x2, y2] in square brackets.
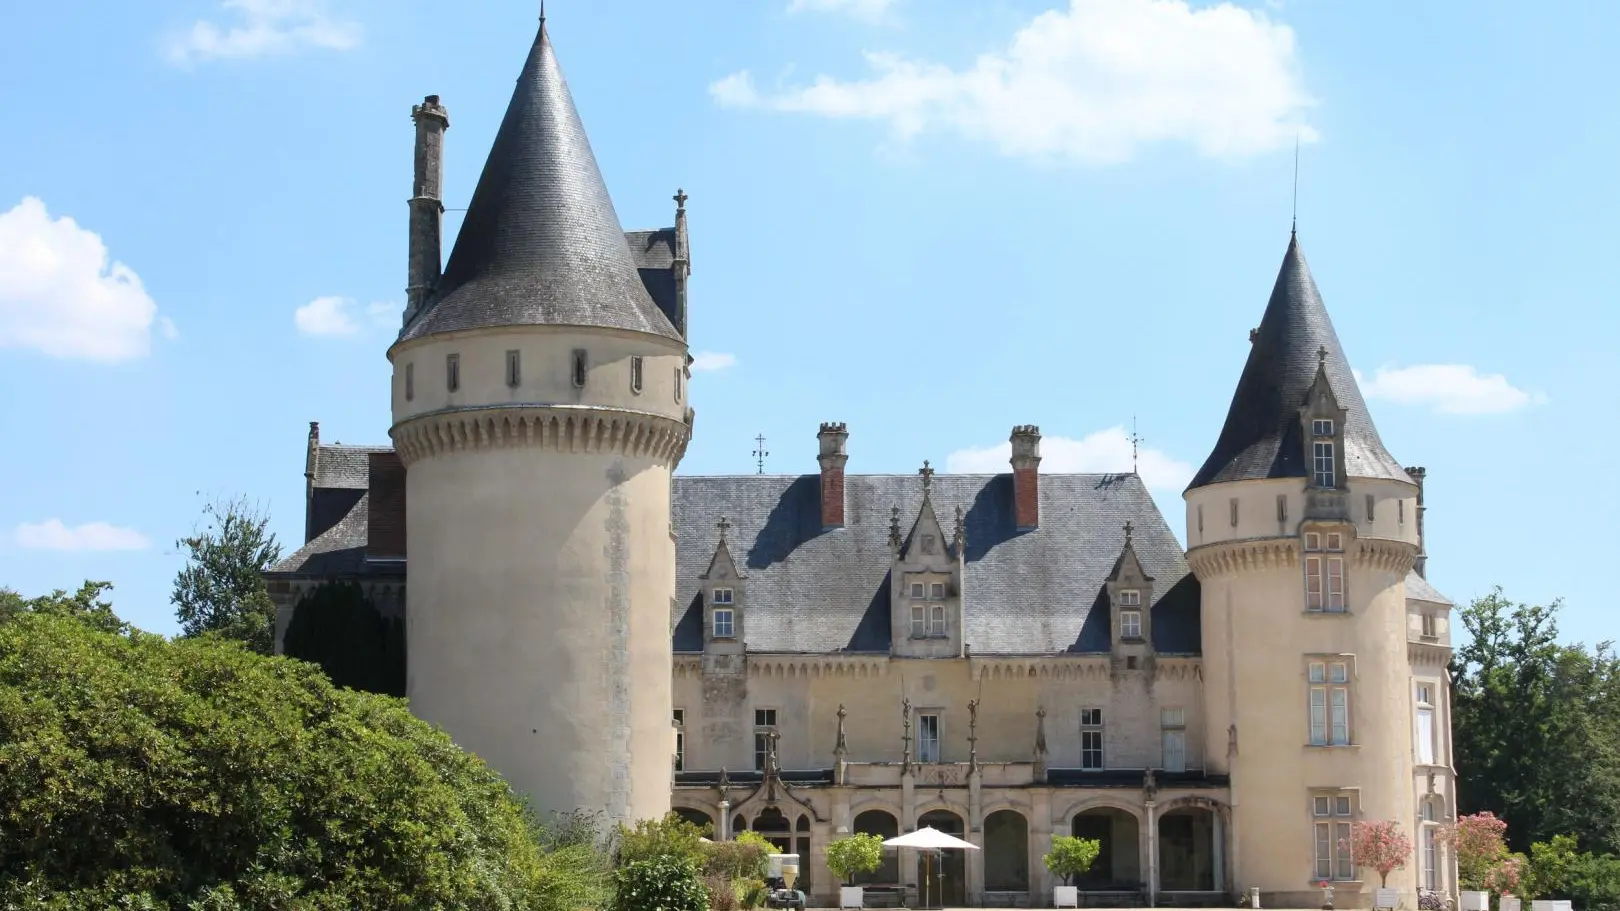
[268, 444, 399, 579]
[671, 473, 1200, 656]
[1190, 233, 1409, 489]
[624, 227, 681, 333]
[1404, 571, 1453, 606]
[399, 22, 681, 344]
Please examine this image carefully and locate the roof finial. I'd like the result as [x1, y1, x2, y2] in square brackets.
[752, 433, 769, 475]
[539, 0, 546, 22]
[1124, 520, 1135, 544]
[717, 515, 731, 544]
[1128, 416, 1144, 477]
[674, 187, 688, 212]
[919, 460, 934, 492]
[1318, 345, 1329, 369]
[1291, 133, 1300, 237]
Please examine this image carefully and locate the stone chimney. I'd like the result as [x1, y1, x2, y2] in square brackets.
[817, 422, 849, 530]
[1011, 425, 1042, 531]
[1406, 466, 1428, 578]
[405, 94, 450, 325]
[304, 421, 319, 543]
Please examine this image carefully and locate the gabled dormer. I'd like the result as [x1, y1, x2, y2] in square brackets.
[701, 516, 745, 657]
[890, 462, 966, 659]
[1299, 345, 1352, 521]
[1106, 522, 1155, 677]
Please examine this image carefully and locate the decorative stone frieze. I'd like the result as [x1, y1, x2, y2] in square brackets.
[390, 403, 690, 466]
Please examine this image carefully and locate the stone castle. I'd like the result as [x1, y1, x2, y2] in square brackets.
[265, 14, 1460, 909]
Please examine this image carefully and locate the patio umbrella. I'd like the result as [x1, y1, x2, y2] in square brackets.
[883, 827, 979, 909]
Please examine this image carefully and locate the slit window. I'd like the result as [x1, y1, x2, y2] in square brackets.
[446, 353, 460, 393]
[572, 350, 587, 388]
[630, 356, 644, 394]
[506, 350, 521, 387]
[404, 362, 414, 401]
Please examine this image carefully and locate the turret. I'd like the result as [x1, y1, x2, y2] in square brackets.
[1185, 232, 1422, 907]
[405, 94, 449, 325]
[387, 14, 690, 829]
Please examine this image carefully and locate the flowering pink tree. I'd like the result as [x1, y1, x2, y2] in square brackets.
[1484, 854, 1526, 898]
[1440, 812, 1510, 891]
[1345, 820, 1414, 887]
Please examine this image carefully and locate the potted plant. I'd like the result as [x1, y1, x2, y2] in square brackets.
[1441, 812, 1511, 911]
[1043, 835, 1102, 909]
[1486, 854, 1526, 911]
[1346, 820, 1412, 910]
[826, 833, 886, 909]
[1318, 879, 1335, 910]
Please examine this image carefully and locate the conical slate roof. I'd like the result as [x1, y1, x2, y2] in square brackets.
[400, 21, 681, 343]
[1188, 233, 1407, 490]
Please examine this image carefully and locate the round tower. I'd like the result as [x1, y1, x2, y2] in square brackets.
[387, 17, 691, 827]
[1185, 233, 1422, 908]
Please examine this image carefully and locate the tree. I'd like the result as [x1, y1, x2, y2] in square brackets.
[1347, 820, 1413, 888]
[1441, 811, 1511, 891]
[616, 812, 712, 867]
[826, 833, 887, 886]
[611, 857, 709, 911]
[172, 495, 282, 653]
[1043, 835, 1103, 887]
[0, 580, 127, 635]
[0, 611, 607, 909]
[281, 581, 406, 696]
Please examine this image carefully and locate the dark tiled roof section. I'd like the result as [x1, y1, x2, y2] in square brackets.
[625, 228, 681, 333]
[270, 492, 399, 579]
[1189, 234, 1408, 489]
[308, 444, 390, 541]
[1046, 769, 1231, 789]
[671, 473, 1200, 656]
[1405, 570, 1453, 606]
[399, 24, 681, 344]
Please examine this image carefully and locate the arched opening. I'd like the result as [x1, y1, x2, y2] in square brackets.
[1158, 807, 1217, 892]
[674, 807, 715, 836]
[853, 809, 901, 884]
[983, 809, 1030, 893]
[1072, 807, 1142, 890]
[752, 806, 792, 854]
[796, 814, 813, 894]
[733, 814, 746, 838]
[916, 809, 967, 908]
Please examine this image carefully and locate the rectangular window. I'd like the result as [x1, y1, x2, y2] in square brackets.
[1313, 441, 1336, 487]
[910, 582, 925, 599]
[1309, 660, 1351, 746]
[630, 355, 644, 394]
[1118, 590, 1141, 606]
[1399, 500, 1406, 525]
[674, 367, 684, 403]
[1277, 494, 1288, 523]
[1420, 612, 1436, 638]
[1120, 610, 1142, 640]
[446, 353, 460, 392]
[1197, 504, 1204, 534]
[1366, 494, 1375, 522]
[910, 605, 926, 639]
[405, 362, 415, 401]
[1415, 684, 1436, 765]
[1080, 708, 1104, 770]
[1313, 793, 1356, 881]
[929, 604, 946, 638]
[1313, 419, 1335, 437]
[1229, 498, 1239, 527]
[1305, 555, 1346, 612]
[1161, 707, 1187, 773]
[712, 608, 735, 639]
[673, 709, 685, 772]
[930, 582, 945, 600]
[712, 588, 734, 605]
[572, 350, 587, 388]
[918, 713, 940, 762]
[753, 709, 778, 771]
[506, 349, 521, 387]
[1422, 800, 1440, 890]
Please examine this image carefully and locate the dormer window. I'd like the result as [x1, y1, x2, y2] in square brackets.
[1118, 589, 1141, 607]
[1311, 420, 1337, 488]
[910, 582, 924, 598]
[1120, 610, 1143, 640]
[910, 603, 946, 639]
[712, 607, 735, 639]
[930, 582, 945, 600]
[1313, 419, 1335, 437]
[712, 588, 734, 605]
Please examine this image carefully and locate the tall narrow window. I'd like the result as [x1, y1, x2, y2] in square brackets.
[673, 709, 685, 772]
[1313, 441, 1336, 488]
[572, 349, 587, 388]
[1308, 660, 1352, 746]
[630, 356, 644, 394]
[910, 605, 925, 638]
[929, 604, 946, 638]
[1120, 610, 1142, 640]
[1229, 498, 1239, 527]
[1421, 800, 1440, 890]
[1365, 494, 1375, 522]
[753, 709, 777, 771]
[446, 353, 460, 393]
[1304, 533, 1347, 612]
[506, 349, 521, 387]
[1415, 683, 1436, 765]
[1313, 794, 1355, 880]
[712, 608, 735, 639]
[1197, 504, 1204, 534]
[1420, 612, 1437, 638]
[917, 713, 941, 763]
[404, 362, 415, 401]
[1080, 708, 1104, 770]
[1160, 707, 1187, 772]
[675, 367, 683, 403]
[1277, 494, 1288, 523]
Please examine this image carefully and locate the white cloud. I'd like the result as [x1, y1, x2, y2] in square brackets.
[690, 351, 738, 373]
[1355, 364, 1544, 416]
[946, 426, 1193, 492]
[788, 0, 899, 24]
[294, 296, 393, 338]
[14, 520, 150, 552]
[165, 0, 361, 66]
[714, 0, 1314, 165]
[0, 197, 165, 363]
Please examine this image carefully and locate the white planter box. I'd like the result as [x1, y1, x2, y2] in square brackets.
[1461, 892, 1490, 911]
[1374, 887, 1399, 910]
[1500, 898, 1521, 911]
[840, 886, 864, 909]
[1053, 885, 1079, 909]
[1531, 902, 1572, 911]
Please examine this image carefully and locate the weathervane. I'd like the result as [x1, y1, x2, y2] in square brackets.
[752, 434, 769, 475]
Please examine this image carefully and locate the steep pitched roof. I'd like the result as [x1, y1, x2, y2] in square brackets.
[1190, 233, 1408, 489]
[399, 22, 681, 344]
[1405, 571, 1453, 606]
[671, 473, 1200, 656]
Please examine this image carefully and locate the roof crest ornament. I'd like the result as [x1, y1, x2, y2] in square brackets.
[1318, 345, 1329, 369]
[1123, 520, 1135, 545]
[674, 187, 688, 212]
[953, 504, 967, 552]
[717, 515, 731, 544]
[888, 505, 902, 549]
[919, 460, 934, 493]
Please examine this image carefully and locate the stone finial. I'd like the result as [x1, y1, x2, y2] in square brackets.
[1317, 345, 1329, 368]
[953, 505, 967, 552]
[1249, 327, 1259, 344]
[968, 698, 980, 773]
[674, 187, 689, 212]
[835, 704, 848, 756]
[888, 506, 902, 549]
[717, 515, 731, 544]
[919, 460, 934, 492]
[1123, 520, 1134, 545]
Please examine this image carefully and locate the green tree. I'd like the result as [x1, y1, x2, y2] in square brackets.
[172, 496, 283, 653]
[616, 812, 712, 867]
[0, 580, 127, 635]
[1450, 588, 1620, 855]
[281, 581, 406, 696]
[611, 857, 708, 911]
[0, 611, 607, 909]
[1043, 835, 1102, 887]
[826, 833, 886, 886]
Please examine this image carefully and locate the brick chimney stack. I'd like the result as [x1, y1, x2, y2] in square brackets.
[405, 94, 450, 326]
[817, 422, 849, 530]
[1010, 425, 1042, 531]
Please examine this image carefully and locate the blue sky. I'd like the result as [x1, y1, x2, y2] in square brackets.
[1, 0, 1614, 644]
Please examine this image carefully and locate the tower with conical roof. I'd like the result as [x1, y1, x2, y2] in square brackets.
[1185, 233, 1424, 906]
[387, 14, 691, 827]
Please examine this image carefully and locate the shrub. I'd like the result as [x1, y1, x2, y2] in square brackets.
[704, 872, 740, 911]
[1347, 820, 1413, 888]
[617, 813, 712, 868]
[827, 833, 888, 886]
[1044, 836, 1103, 887]
[0, 613, 600, 909]
[706, 839, 770, 881]
[1442, 812, 1511, 892]
[737, 879, 768, 909]
[613, 857, 709, 911]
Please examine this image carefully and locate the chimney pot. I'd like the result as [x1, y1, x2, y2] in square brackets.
[817, 422, 850, 530]
[1010, 425, 1042, 530]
